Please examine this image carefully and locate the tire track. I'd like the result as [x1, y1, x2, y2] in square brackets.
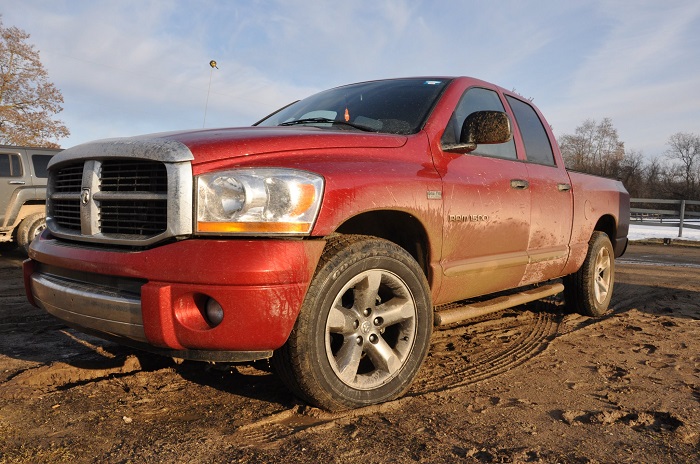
[413, 310, 560, 394]
[229, 309, 562, 450]
[229, 398, 408, 449]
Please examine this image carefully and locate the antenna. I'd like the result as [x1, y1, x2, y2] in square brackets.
[203, 60, 218, 128]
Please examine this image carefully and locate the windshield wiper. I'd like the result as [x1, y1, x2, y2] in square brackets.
[278, 117, 377, 132]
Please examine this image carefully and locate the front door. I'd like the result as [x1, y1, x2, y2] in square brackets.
[434, 87, 532, 303]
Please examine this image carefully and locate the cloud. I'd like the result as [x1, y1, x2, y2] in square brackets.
[546, 1, 700, 154]
[571, 2, 700, 92]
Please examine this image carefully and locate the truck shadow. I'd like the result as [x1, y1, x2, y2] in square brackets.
[610, 277, 700, 321]
[174, 358, 296, 406]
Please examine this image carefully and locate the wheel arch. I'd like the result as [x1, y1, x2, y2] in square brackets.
[593, 214, 617, 243]
[334, 210, 432, 283]
[562, 213, 619, 277]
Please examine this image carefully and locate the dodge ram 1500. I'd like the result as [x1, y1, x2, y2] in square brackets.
[24, 77, 629, 410]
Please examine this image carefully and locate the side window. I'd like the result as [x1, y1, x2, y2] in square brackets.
[505, 96, 555, 166]
[31, 154, 53, 178]
[0, 153, 23, 177]
[441, 87, 517, 160]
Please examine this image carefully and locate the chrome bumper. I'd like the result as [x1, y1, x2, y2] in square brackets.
[30, 270, 147, 343]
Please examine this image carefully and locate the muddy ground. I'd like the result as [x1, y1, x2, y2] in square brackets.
[1, 243, 699, 463]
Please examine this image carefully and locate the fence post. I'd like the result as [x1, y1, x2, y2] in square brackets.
[679, 199, 686, 238]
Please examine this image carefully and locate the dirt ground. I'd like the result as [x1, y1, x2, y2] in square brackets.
[1, 242, 699, 463]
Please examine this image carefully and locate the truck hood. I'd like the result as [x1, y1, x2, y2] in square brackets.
[49, 127, 408, 168]
[165, 127, 408, 165]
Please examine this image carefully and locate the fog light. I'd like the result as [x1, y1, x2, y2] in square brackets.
[205, 298, 224, 326]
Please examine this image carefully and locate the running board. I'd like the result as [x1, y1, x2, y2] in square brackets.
[434, 283, 564, 327]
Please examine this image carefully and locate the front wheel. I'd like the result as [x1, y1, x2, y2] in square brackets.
[564, 231, 615, 317]
[272, 235, 433, 411]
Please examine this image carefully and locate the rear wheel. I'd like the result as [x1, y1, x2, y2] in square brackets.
[272, 235, 432, 411]
[564, 231, 615, 317]
[17, 213, 46, 253]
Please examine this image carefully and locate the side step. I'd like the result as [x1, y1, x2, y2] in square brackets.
[434, 283, 564, 327]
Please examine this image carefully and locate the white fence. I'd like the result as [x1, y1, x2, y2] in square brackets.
[630, 198, 700, 238]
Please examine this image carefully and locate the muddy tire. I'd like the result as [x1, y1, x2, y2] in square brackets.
[272, 235, 432, 411]
[17, 213, 46, 253]
[564, 231, 615, 317]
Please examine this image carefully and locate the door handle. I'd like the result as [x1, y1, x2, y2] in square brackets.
[9, 180, 26, 185]
[557, 183, 571, 192]
[510, 179, 529, 190]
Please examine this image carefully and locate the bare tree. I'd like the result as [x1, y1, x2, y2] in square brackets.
[0, 17, 69, 148]
[641, 157, 665, 198]
[559, 118, 625, 178]
[617, 149, 645, 197]
[664, 132, 700, 199]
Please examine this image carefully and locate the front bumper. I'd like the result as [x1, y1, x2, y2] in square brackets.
[24, 234, 325, 360]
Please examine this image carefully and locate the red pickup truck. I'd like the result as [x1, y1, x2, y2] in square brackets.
[24, 77, 629, 410]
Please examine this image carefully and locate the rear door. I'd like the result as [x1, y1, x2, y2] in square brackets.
[505, 95, 573, 284]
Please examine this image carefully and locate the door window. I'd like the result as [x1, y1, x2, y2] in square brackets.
[441, 87, 517, 160]
[506, 96, 556, 166]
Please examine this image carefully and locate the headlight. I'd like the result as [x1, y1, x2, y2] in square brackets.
[196, 168, 324, 235]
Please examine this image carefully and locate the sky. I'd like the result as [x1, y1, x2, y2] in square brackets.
[3, 0, 700, 159]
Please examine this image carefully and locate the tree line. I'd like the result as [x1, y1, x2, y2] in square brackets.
[559, 118, 700, 201]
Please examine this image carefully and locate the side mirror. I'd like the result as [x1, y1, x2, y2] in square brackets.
[442, 111, 512, 153]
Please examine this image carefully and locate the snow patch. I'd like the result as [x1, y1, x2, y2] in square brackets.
[628, 224, 700, 241]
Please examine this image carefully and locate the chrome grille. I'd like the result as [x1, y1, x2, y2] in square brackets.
[52, 164, 84, 232]
[53, 165, 84, 193]
[99, 199, 168, 234]
[47, 158, 188, 245]
[100, 160, 168, 193]
[44, 137, 193, 246]
[97, 160, 168, 235]
[52, 199, 81, 230]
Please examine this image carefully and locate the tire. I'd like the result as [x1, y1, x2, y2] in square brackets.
[272, 235, 433, 411]
[564, 231, 615, 317]
[17, 212, 46, 253]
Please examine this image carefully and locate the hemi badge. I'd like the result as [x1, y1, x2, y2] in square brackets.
[427, 190, 442, 200]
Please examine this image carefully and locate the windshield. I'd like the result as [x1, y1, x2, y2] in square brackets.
[255, 78, 451, 135]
